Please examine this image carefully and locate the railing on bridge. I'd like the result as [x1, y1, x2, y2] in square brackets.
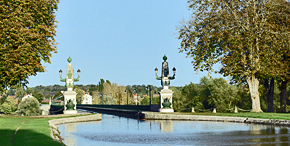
[49, 104, 161, 115]
[77, 104, 160, 112]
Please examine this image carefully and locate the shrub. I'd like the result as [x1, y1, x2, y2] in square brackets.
[0, 97, 17, 114]
[16, 97, 41, 116]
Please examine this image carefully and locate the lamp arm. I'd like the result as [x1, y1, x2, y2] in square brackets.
[169, 73, 175, 79]
[60, 76, 66, 82]
[155, 74, 162, 80]
[74, 75, 80, 82]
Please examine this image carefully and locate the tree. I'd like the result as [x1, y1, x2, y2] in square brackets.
[15, 84, 25, 99]
[0, 0, 59, 92]
[0, 96, 17, 114]
[25, 87, 33, 95]
[178, 0, 290, 112]
[74, 86, 85, 104]
[32, 90, 44, 103]
[207, 78, 241, 111]
[45, 93, 52, 100]
[16, 97, 40, 116]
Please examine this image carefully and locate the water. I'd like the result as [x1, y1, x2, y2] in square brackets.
[58, 114, 290, 146]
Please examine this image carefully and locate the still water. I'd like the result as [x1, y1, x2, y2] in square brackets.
[58, 114, 290, 146]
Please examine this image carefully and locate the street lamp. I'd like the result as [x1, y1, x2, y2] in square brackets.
[124, 90, 129, 105]
[146, 85, 152, 106]
[172, 67, 176, 74]
[100, 94, 103, 105]
[155, 68, 158, 75]
[59, 69, 62, 76]
[116, 92, 120, 105]
[77, 69, 81, 76]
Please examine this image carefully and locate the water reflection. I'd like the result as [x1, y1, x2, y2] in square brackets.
[63, 123, 77, 146]
[160, 120, 173, 133]
[58, 114, 290, 146]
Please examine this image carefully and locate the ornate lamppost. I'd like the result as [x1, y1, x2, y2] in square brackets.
[124, 90, 128, 105]
[155, 55, 176, 112]
[59, 56, 81, 114]
[146, 85, 152, 106]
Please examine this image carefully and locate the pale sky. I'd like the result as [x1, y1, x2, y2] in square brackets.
[27, 0, 224, 88]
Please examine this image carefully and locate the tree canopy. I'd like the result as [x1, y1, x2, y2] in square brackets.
[0, 0, 59, 92]
[178, 0, 290, 112]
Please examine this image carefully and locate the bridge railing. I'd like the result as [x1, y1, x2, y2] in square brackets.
[77, 104, 160, 112]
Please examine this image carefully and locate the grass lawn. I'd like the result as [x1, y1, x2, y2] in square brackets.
[167, 112, 290, 120]
[0, 115, 62, 146]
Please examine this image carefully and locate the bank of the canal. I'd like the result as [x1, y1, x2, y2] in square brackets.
[77, 106, 290, 127]
[3, 107, 290, 146]
[143, 112, 290, 127]
[49, 114, 102, 144]
[0, 111, 101, 146]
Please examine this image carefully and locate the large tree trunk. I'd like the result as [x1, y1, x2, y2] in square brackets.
[280, 79, 288, 113]
[247, 76, 263, 112]
[264, 78, 275, 112]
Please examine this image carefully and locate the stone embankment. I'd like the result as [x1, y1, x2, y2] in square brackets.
[48, 114, 102, 144]
[143, 112, 290, 127]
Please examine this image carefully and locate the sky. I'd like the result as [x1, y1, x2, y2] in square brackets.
[27, 0, 225, 88]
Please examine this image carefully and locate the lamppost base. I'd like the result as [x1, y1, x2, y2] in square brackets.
[64, 110, 78, 115]
[159, 108, 174, 113]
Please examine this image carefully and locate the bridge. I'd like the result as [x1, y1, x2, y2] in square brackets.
[50, 104, 161, 118]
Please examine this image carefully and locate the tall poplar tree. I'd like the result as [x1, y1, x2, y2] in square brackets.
[0, 0, 59, 92]
[178, 0, 290, 112]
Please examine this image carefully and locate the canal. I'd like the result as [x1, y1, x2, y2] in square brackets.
[58, 114, 290, 146]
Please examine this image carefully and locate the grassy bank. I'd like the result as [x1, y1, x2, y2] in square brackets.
[166, 112, 290, 120]
[0, 115, 62, 146]
[0, 114, 93, 146]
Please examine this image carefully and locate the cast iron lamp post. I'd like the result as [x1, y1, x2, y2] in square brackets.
[100, 94, 103, 105]
[59, 57, 80, 114]
[124, 90, 129, 105]
[146, 85, 152, 106]
[116, 92, 121, 105]
[155, 55, 176, 113]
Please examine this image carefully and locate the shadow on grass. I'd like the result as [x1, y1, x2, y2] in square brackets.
[0, 129, 62, 146]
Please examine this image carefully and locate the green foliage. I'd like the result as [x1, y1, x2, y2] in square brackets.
[0, 94, 7, 104]
[33, 91, 44, 103]
[140, 96, 150, 105]
[44, 94, 52, 99]
[7, 89, 15, 95]
[103, 96, 117, 105]
[0, 0, 59, 92]
[0, 97, 17, 114]
[151, 97, 160, 105]
[74, 86, 85, 104]
[15, 85, 25, 99]
[25, 87, 33, 95]
[178, 0, 290, 112]
[206, 78, 241, 111]
[16, 97, 40, 116]
[172, 77, 251, 112]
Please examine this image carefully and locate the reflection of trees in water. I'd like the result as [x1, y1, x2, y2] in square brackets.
[279, 128, 288, 142]
[249, 125, 290, 144]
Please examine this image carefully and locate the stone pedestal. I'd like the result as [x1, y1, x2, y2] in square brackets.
[63, 90, 78, 114]
[159, 86, 174, 113]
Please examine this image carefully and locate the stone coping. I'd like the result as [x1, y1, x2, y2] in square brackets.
[143, 112, 290, 127]
[48, 113, 102, 144]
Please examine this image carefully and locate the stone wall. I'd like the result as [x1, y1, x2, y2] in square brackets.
[48, 114, 102, 144]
